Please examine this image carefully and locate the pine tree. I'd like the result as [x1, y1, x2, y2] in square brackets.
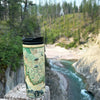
[56, 3, 61, 17]
[82, 0, 87, 20]
[63, 1, 68, 14]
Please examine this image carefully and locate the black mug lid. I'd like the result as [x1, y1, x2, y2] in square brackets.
[23, 37, 43, 45]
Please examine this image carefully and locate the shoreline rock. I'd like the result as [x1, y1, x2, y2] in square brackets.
[73, 45, 100, 100]
[46, 59, 68, 100]
[56, 72, 68, 91]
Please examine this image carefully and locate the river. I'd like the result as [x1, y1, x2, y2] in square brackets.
[49, 59, 95, 100]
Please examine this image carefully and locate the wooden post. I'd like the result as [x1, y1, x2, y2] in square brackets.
[4, 84, 50, 100]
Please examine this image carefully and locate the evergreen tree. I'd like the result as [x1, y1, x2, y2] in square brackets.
[79, 3, 83, 13]
[63, 1, 68, 14]
[56, 3, 61, 17]
[73, 1, 78, 13]
[82, 0, 87, 20]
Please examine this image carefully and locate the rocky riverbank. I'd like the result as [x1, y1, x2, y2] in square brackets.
[73, 34, 100, 100]
[45, 58, 68, 100]
[73, 44, 100, 100]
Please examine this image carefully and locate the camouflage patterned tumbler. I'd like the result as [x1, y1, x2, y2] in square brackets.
[23, 37, 45, 98]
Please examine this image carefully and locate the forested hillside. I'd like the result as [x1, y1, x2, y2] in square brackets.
[40, 0, 100, 48]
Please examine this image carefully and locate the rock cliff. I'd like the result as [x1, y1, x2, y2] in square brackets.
[74, 34, 100, 100]
[0, 60, 24, 97]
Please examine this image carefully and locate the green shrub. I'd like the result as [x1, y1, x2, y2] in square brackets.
[56, 43, 65, 47]
[65, 42, 77, 49]
[74, 44, 77, 48]
[79, 48, 82, 50]
[0, 32, 22, 71]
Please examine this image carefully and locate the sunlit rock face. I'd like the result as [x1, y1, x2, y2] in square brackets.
[74, 35, 100, 100]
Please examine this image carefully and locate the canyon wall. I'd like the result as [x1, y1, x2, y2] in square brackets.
[74, 34, 100, 100]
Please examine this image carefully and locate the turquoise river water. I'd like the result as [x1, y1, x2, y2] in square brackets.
[49, 59, 95, 100]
